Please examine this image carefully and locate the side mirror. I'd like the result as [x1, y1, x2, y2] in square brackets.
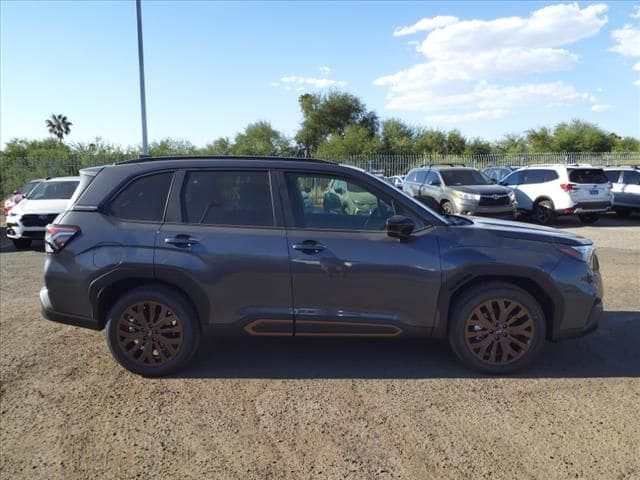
[386, 215, 415, 241]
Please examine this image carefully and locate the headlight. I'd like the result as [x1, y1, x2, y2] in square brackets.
[8, 210, 18, 217]
[452, 191, 480, 201]
[560, 245, 597, 269]
[508, 191, 515, 199]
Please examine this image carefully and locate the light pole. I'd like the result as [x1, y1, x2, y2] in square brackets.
[136, 0, 149, 156]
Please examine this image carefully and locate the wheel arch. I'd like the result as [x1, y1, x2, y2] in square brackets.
[435, 272, 562, 341]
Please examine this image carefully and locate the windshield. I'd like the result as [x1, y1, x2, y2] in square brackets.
[28, 180, 79, 200]
[440, 169, 492, 186]
[21, 180, 42, 196]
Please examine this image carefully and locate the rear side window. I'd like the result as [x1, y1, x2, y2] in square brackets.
[568, 168, 608, 184]
[525, 169, 558, 184]
[180, 171, 274, 226]
[622, 170, 640, 185]
[107, 172, 173, 222]
[415, 170, 428, 183]
[604, 170, 622, 183]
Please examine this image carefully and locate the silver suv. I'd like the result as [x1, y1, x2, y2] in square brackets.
[403, 166, 517, 217]
[603, 166, 640, 218]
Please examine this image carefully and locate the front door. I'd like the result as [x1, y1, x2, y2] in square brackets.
[155, 169, 293, 335]
[280, 171, 441, 337]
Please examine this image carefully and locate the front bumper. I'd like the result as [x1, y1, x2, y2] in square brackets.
[40, 287, 100, 330]
[454, 198, 517, 217]
[6, 221, 45, 240]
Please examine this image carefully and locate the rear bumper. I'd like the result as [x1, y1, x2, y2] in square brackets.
[557, 201, 612, 215]
[40, 287, 100, 330]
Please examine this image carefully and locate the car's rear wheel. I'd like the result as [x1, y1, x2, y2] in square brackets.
[105, 286, 200, 377]
[440, 200, 455, 215]
[448, 282, 546, 374]
[578, 213, 600, 224]
[11, 238, 32, 250]
[533, 199, 556, 225]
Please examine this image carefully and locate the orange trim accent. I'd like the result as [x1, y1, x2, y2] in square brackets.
[243, 319, 403, 337]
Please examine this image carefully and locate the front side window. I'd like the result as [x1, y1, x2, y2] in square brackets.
[501, 171, 524, 186]
[622, 170, 640, 185]
[107, 172, 172, 222]
[285, 173, 424, 231]
[181, 171, 274, 227]
[415, 170, 429, 184]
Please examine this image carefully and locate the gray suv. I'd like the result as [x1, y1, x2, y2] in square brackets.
[403, 166, 517, 217]
[41, 156, 602, 376]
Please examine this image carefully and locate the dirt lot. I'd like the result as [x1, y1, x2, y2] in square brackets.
[1, 215, 639, 479]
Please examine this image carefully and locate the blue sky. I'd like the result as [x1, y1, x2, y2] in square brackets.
[1, 1, 639, 148]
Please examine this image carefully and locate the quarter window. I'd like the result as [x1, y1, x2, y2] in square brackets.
[284, 173, 424, 231]
[107, 172, 172, 222]
[180, 171, 274, 227]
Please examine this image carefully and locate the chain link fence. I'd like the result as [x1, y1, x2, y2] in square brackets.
[2, 152, 639, 197]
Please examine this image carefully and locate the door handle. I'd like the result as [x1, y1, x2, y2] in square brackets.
[291, 241, 325, 254]
[165, 234, 199, 247]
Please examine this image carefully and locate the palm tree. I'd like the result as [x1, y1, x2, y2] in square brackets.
[45, 114, 72, 143]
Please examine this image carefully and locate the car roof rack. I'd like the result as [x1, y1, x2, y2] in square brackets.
[115, 155, 331, 165]
[420, 163, 467, 168]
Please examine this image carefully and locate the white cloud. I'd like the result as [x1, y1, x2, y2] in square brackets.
[591, 103, 611, 112]
[319, 66, 332, 75]
[611, 24, 640, 57]
[425, 109, 508, 124]
[635, 79, 640, 87]
[634, 62, 640, 71]
[393, 16, 459, 37]
[374, 3, 607, 121]
[271, 75, 347, 91]
[632, 5, 640, 20]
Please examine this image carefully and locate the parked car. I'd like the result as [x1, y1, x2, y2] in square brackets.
[603, 166, 640, 217]
[481, 166, 520, 183]
[499, 165, 612, 225]
[323, 177, 378, 215]
[6, 177, 79, 249]
[2, 178, 45, 215]
[403, 166, 517, 217]
[388, 175, 405, 189]
[41, 156, 602, 377]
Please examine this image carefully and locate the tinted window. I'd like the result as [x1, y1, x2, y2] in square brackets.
[107, 173, 172, 222]
[622, 170, 640, 184]
[181, 171, 274, 226]
[568, 168, 608, 184]
[29, 180, 79, 200]
[20, 180, 42, 196]
[605, 170, 621, 183]
[425, 171, 440, 185]
[285, 173, 424, 231]
[440, 169, 491, 186]
[501, 171, 524, 186]
[405, 171, 417, 182]
[524, 170, 557, 184]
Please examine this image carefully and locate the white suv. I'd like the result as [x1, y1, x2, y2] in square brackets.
[499, 165, 612, 224]
[6, 177, 79, 249]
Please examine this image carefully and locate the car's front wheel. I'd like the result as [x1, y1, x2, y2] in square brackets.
[533, 199, 556, 225]
[448, 282, 546, 374]
[578, 213, 600, 224]
[105, 286, 201, 377]
[11, 238, 32, 250]
[440, 200, 455, 215]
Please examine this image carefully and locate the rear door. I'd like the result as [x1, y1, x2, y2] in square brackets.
[567, 168, 611, 205]
[280, 170, 441, 336]
[155, 169, 293, 335]
[619, 170, 640, 208]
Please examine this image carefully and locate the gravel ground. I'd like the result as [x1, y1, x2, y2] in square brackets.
[1, 215, 639, 479]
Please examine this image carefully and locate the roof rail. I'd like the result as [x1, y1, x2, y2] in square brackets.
[115, 155, 331, 165]
[419, 163, 466, 168]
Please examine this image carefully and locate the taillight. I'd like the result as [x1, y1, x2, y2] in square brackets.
[45, 224, 80, 253]
[560, 183, 575, 191]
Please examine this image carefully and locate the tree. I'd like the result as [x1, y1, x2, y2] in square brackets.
[414, 128, 447, 154]
[232, 121, 294, 156]
[380, 119, 414, 155]
[149, 138, 197, 156]
[612, 136, 640, 152]
[315, 125, 381, 158]
[45, 114, 72, 143]
[445, 130, 467, 154]
[494, 133, 528, 153]
[295, 91, 378, 156]
[525, 127, 554, 152]
[465, 138, 492, 155]
[203, 137, 232, 155]
[551, 120, 613, 152]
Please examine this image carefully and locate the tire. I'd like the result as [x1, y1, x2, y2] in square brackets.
[105, 286, 201, 377]
[578, 213, 599, 224]
[615, 209, 631, 218]
[440, 200, 455, 215]
[11, 238, 32, 250]
[533, 199, 556, 225]
[448, 282, 546, 374]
